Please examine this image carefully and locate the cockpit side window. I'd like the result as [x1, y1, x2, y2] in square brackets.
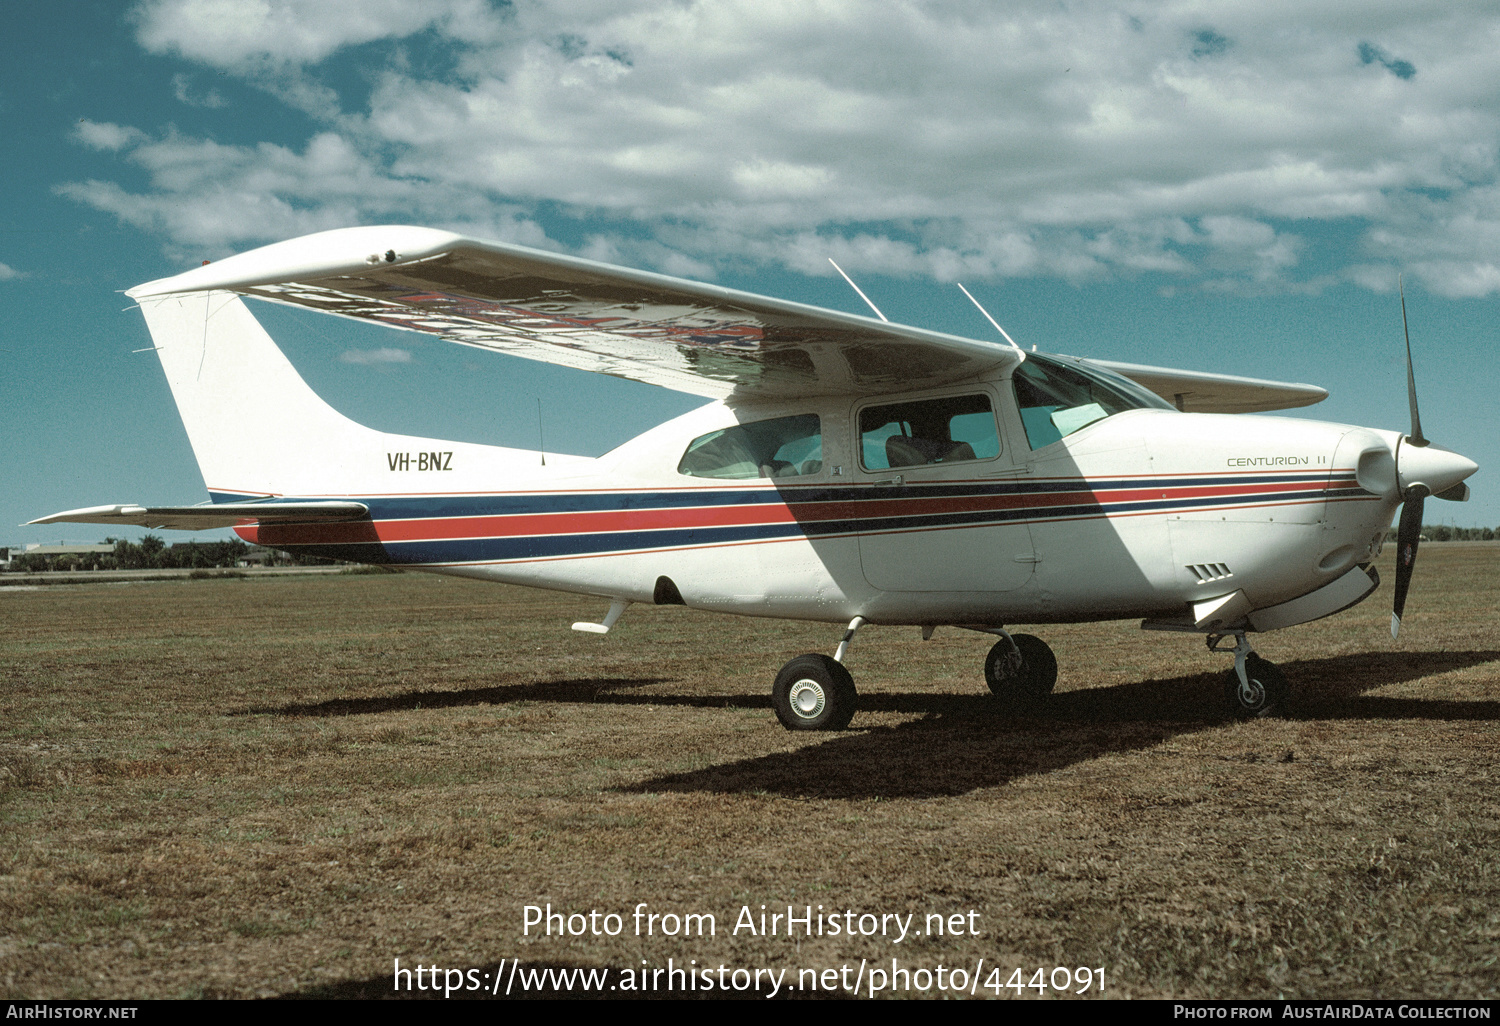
[1011, 353, 1172, 450]
[859, 393, 1000, 470]
[677, 414, 822, 480]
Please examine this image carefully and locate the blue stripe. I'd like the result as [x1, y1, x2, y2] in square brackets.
[211, 470, 1357, 519]
[295, 522, 809, 565]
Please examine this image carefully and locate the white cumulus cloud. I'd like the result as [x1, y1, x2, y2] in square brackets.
[134, 0, 499, 68]
[74, 120, 148, 151]
[52, 1, 1500, 294]
[172, 73, 228, 108]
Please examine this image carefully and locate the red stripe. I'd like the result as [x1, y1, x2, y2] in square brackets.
[245, 477, 1339, 548]
[253, 502, 800, 546]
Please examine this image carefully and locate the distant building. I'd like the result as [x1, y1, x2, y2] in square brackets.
[23, 544, 116, 556]
[3, 543, 116, 573]
[237, 547, 276, 567]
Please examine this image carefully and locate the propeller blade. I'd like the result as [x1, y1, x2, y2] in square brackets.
[1399, 277, 1428, 448]
[1390, 488, 1427, 639]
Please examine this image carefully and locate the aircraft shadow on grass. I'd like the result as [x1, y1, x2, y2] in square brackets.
[618, 648, 1500, 801]
[239, 650, 1498, 800]
[236, 677, 676, 717]
[1272, 649, 1500, 720]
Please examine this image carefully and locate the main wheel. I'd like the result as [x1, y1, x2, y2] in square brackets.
[1224, 654, 1288, 718]
[984, 633, 1057, 700]
[772, 654, 858, 731]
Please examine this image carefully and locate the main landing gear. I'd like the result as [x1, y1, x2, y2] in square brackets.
[771, 654, 858, 731]
[769, 621, 1288, 728]
[982, 631, 1057, 703]
[770, 619, 1063, 731]
[772, 617, 864, 731]
[1209, 631, 1287, 718]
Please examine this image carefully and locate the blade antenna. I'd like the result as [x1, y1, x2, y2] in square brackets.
[1399, 276, 1428, 447]
[828, 258, 887, 322]
[537, 397, 546, 467]
[957, 282, 1021, 350]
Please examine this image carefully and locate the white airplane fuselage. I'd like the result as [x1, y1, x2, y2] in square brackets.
[236, 371, 1400, 632]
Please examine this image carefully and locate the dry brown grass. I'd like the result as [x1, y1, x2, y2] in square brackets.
[1, 545, 1497, 999]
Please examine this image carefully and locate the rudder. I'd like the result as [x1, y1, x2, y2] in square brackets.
[132, 291, 562, 498]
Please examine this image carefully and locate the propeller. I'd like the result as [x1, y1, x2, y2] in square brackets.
[1390, 470, 1426, 638]
[1390, 279, 1425, 638]
[1388, 279, 1478, 638]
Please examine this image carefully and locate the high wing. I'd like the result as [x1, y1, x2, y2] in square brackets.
[29, 502, 370, 532]
[127, 226, 1020, 401]
[125, 225, 1326, 411]
[1090, 359, 1328, 414]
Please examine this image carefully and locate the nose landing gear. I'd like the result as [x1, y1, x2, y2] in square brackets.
[1210, 631, 1287, 718]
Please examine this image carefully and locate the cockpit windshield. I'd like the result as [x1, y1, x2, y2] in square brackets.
[1011, 353, 1173, 450]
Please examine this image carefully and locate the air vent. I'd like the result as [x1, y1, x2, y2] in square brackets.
[1187, 562, 1233, 583]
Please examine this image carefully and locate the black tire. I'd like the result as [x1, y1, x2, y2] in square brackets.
[772, 654, 858, 731]
[984, 633, 1057, 700]
[1224, 654, 1288, 718]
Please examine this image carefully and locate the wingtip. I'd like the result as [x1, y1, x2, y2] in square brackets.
[126, 225, 464, 299]
[26, 503, 139, 526]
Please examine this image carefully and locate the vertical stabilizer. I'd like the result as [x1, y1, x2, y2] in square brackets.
[130, 290, 562, 498]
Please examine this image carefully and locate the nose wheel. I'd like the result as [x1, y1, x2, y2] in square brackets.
[1210, 632, 1288, 718]
[1223, 654, 1288, 718]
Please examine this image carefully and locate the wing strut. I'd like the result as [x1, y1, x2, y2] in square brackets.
[956, 283, 1022, 350]
[827, 259, 888, 322]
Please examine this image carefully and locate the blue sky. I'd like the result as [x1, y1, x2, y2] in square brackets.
[4, 0, 1497, 549]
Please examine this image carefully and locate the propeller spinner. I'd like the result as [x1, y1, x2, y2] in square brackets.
[1389, 281, 1479, 638]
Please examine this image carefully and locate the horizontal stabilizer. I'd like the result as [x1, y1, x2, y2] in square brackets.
[1090, 359, 1328, 413]
[28, 501, 370, 532]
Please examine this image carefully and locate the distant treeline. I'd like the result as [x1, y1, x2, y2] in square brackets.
[7, 536, 332, 573]
[1421, 525, 1496, 541]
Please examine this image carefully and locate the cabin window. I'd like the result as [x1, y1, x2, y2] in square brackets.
[858, 393, 999, 470]
[677, 414, 823, 480]
[1011, 353, 1173, 450]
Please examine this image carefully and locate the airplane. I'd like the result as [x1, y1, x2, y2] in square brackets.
[32, 225, 1479, 730]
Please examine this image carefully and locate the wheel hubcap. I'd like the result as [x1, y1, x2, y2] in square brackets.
[1237, 677, 1266, 708]
[789, 679, 826, 718]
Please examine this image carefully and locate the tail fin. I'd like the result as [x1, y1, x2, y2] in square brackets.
[132, 291, 565, 498]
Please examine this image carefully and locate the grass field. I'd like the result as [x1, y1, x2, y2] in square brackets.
[2, 545, 1497, 1000]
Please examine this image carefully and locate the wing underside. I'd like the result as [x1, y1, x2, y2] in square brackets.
[128, 226, 1020, 402]
[1091, 359, 1327, 414]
